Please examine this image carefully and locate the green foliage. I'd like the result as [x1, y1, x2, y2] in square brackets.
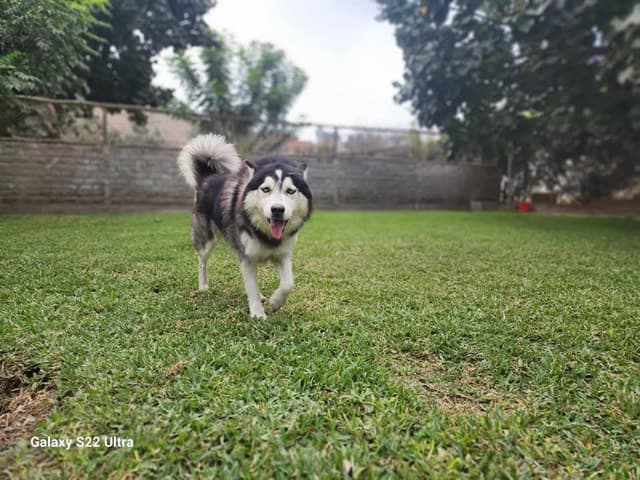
[377, 0, 640, 198]
[421, 136, 447, 161]
[169, 34, 307, 139]
[0, 0, 107, 136]
[83, 0, 215, 106]
[1, 211, 639, 476]
[0, 0, 107, 100]
[0, 52, 37, 100]
[611, 3, 640, 123]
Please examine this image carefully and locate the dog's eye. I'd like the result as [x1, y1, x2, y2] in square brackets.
[286, 188, 297, 195]
[261, 186, 271, 193]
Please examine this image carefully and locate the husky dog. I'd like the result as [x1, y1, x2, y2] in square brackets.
[177, 134, 312, 318]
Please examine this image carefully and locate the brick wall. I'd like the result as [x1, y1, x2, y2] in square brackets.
[0, 139, 499, 212]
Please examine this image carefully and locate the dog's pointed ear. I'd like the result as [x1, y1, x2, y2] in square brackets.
[245, 160, 256, 176]
[299, 162, 308, 181]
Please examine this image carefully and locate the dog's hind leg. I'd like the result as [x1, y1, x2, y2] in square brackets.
[191, 213, 215, 292]
[239, 260, 266, 319]
[198, 240, 214, 291]
[269, 255, 293, 312]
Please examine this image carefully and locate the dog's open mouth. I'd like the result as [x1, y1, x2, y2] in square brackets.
[268, 218, 288, 239]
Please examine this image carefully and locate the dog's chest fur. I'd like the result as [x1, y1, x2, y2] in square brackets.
[239, 231, 297, 263]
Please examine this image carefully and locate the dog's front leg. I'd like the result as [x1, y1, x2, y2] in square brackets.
[239, 260, 266, 319]
[269, 255, 293, 312]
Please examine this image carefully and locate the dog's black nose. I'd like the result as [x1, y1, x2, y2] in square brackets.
[271, 204, 285, 216]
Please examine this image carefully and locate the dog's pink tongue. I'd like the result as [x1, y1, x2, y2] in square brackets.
[270, 219, 286, 239]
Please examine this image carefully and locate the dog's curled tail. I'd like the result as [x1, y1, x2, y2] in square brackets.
[177, 134, 242, 188]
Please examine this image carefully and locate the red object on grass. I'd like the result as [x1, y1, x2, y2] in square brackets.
[517, 201, 532, 213]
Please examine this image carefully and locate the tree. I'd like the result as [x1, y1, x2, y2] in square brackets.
[377, 0, 640, 199]
[169, 34, 307, 149]
[82, 0, 215, 105]
[0, 0, 107, 101]
[0, 0, 107, 136]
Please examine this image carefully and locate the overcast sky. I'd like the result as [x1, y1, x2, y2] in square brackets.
[154, 0, 416, 129]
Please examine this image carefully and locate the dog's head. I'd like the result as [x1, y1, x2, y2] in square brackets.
[243, 156, 312, 241]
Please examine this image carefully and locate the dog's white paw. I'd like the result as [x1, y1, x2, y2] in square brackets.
[249, 302, 267, 319]
[268, 289, 290, 312]
[267, 298, 283, 312]
[199, 284, 209, 292]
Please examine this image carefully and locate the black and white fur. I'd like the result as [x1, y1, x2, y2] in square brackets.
[177, 134, 312, 318]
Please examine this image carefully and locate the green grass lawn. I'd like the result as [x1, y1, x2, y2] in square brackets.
[1, 211, 639, 478]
